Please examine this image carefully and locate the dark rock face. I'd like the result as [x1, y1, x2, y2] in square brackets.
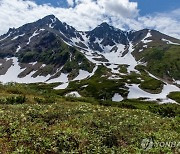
[85, 22, 129, 51]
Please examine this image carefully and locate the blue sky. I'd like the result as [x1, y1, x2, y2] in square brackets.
[34, 0, 68, 7]
[0, 0, 180, 38]
[132, 0, 180, 15]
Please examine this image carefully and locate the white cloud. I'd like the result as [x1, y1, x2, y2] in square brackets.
[0, 0, 179, 39]
[67, 0, 74, 6]
[136, 9, 180, 39]
[98, 0, 139, 18]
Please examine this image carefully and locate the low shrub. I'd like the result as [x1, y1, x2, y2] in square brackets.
[5, 95, 26, 104]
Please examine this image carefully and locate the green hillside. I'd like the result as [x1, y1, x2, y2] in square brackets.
[0, 83, 179, 153]
[137, 44, 180, 80]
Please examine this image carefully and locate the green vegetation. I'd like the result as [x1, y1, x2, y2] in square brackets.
[17, 38, 94, 78]
[0, 83, 179, 153]
[59, 65, 129, 100]
[119, 64, 128, 74]
[137, 45, 180, 80]
[168, 92, 180, 103]
[140, 78, 163, 93]
[19, 51, 38, 63]
[56, 64, 165, 101]
[135, 65, 164, 93]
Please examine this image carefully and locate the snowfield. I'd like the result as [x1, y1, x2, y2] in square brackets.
[0, 58, 52, 83]
[127, 84, 180, 103]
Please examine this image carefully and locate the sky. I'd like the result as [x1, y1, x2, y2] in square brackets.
[0, 0, 180, 38]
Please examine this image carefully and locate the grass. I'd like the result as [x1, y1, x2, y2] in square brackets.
[0, 100, 180, 153]
[137, 45, 180, 80]
[140, 78, 163, 93]
[168, 92, 180, 103]
[0, 83, 179, 153]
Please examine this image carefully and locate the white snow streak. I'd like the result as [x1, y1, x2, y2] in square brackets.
[73, 70, 91, 81]
[16, 45, 21, 53]
[11, 33, 25, 40]
[27, 30, 39, 45]
[161, 38, 180, 45]
[0, 32, 12, 42]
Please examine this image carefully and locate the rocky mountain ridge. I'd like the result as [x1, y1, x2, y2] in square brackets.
[0, 15, 180, 103]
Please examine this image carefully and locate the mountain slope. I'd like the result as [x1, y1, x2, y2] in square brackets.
[0, 15, 180, 103]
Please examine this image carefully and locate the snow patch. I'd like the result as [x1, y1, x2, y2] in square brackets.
[73, 70, 91, 81]
[139, 49, 143, 52]
[112, 93, 123, 102]
[175, 80, 180, 85]
[141, 30, 152, 44]
[82, 85, 88, 88]
[39, 28, 45, 31]
[41, 64, 46, 68]
[65, 91, 81, 97]
[29, 62, 37, 65]
[54, 82, 69, 90]
[49, 18, 56, 28]
[47, 73, 68, 83]
[143, 45, 148, 48]
[161, 38, 180, 45]
[106, 64, 119, 74]
[80, 43, 138, 74]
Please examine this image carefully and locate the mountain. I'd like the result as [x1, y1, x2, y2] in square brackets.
[0, 15, 180, 103]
